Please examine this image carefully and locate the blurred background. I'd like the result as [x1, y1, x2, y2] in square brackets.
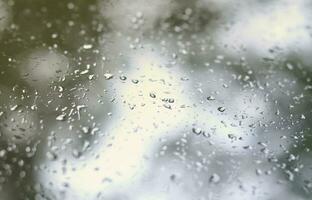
[0, 0, 312, 199]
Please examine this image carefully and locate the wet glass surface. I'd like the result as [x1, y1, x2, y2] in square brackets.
[0, 0, 312, 199]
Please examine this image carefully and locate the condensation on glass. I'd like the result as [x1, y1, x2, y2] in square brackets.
[0, 0, 312, 200]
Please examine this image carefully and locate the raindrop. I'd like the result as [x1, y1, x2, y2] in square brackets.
[285, 170, 294, 181]
[149, 93, 156, 98]
[192, 127, 203, 135]
[56, 114, 66, 121]
[83, 44, 93, 49]
[168, 98, 174, 103]
[88, 74, 95, 80]
[82, 126, 89, 134]
[46, 151, 57, 161]
[10, 105, 19, 111]
[0, 150, 6, 157]
[286, 63, 294, 70]
[180, 77, 189, 81]
[202, 132, 211, 137]
[80, 69, 89, 75]
[119, 75, 127, 81]
[207, 96, 215, 101]
[209, 173, 220, 184]
[72, 149, 81, 158]
[104, 73, 114, 80]
[132, 79, 139, 84]
[163, 104, 172, 109]
[217, 107, 226, 112]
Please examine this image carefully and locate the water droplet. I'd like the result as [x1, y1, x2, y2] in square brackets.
[91, 127, 99, 135]
[56, 114, 66, 121]
[119, 75, 127, 81]
[180, 77, 189, 81]
[82, 126, 89, 134]
[192, 127, 203, 135]
[83, 44, 93, 49]
[207, 96, 215, 101]
[51, 33, 58, 38]
[217, 107, 226, 112]
[10, 105, 19, 111]
[132, 79, 139, 84]
[46, 151, 57, 161]
[0, 150, 6, 157]
[286, 63, 294, 70]
[104, 73, 114, 80]
[72, 149, 81, 158]
[80, 69, 89, 75]
[256, 169, 262, 176]
[88, 74, 95, 80]
[285, 170, 294, 181]
[209, 173, 220, 184]
[168, 98, 174, 103]
[202, 132, 211, 137]
[149, 93, 156, 98]
[163, 104, 172, 109]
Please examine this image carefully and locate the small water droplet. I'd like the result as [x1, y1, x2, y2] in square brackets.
[83, 44, 93, 49]
[286, 63, 294, 70]
[180, 77, 189, 81]
[80, 69, 89, 75]
[119, 75, 127, 81]
[82, 126, 89, 134]
[207, 96, 215, 101]
[209, 173, 220, 184]
[46, 151, 57, 161]
[10, 105, 19, 111]
[104, 73, 114, 80]
[217, 107, 226, 112]
[132, 79, 139, 84]
[163, 104, 171, 109]
[168, 98, 174, 103]
[149, 93, 156, 98]
[72, 149, 81, 158]
[285, 170, 294, 181]
[0, 150, 6, 157]
[56, 114, 66, 121]
[192, 127, 203, 135]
